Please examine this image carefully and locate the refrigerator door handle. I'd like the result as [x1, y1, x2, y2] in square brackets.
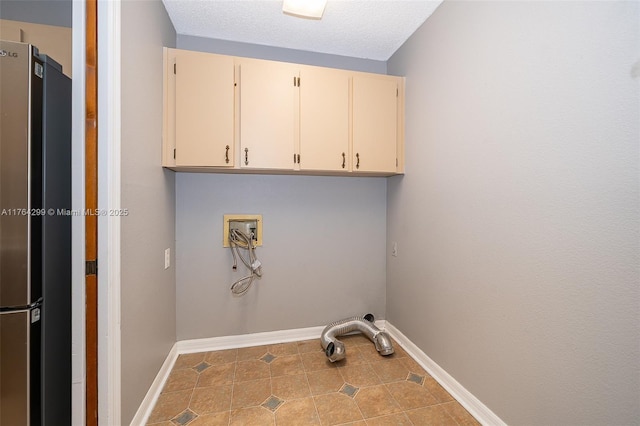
[0, 297, 43, 313]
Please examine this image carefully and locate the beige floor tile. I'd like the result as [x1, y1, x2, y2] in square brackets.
[235, 359, 271, 382]
[301, 351, 340, 372]
[398, 357, 426, 376]
[298, 339, 322, 353]
[356, 346, 397, 365]
[339, 333, 373, 348]
[386, 381, 438, 411]
[270, 354, 305, 377]
[204, 348, 237, 366]
[335, 346, 369, 367]
[269, 342, 299, 356]
[231, 378, 272, 410]
[354, 385, 402, 419]
[147, 389, 192, 423]
[237, 345, 270, 361]
[188, 411, 230, 426]
[364, 412, 412, 426]
[314, 393, 364, 425]
[229, 406, 275, 426]
[369, 359, 411, 383]
[173, 353, 206, 370]
[406, 405, 458, 425]
[189, 385, 232, 415]
[162, 368, 198, 392]
[306, 368, 345, 395]
[422, 376, 454, 403]
[151, 340, 466, 426]
[389, 344, 408, 359]
[442, 401, 481, 426]
[339, 364, 383, 388]
[272, 374, 311, 400]
[196, 363, 235, 387]
[275, 397, 320, 425]
[162, 368, 199, 393]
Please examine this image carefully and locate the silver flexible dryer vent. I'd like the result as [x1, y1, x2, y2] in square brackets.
[320, 313, 394, 362]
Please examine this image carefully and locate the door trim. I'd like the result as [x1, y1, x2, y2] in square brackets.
[97, 0, 122, 424]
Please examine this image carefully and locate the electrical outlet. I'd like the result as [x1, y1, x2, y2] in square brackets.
[164, 248, 171, 269]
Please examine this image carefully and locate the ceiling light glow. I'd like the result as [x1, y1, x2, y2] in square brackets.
[282, 0, 327, 20]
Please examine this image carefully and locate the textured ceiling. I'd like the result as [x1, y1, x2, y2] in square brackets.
[162, 0, 443, 61]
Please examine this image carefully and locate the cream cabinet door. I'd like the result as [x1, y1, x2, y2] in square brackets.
[239, 59, 298, 170]
[174, 50, 235, 167]
[299, 66, 350, 172]
[352, 75, 398, 173]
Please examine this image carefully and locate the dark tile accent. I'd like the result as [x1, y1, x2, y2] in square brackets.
[262, 395, 284, 412]
[340, 383, 359, 398]
[172, 409, 197, 425]
[193, 362, 211, 373]
[261, 353, 277, 364]
[407, 372, 425, 385]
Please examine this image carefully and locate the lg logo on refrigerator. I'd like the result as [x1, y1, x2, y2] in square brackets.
[0, 50, 18, 58]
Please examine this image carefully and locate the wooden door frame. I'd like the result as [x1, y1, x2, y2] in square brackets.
[85, 1, 98, 424]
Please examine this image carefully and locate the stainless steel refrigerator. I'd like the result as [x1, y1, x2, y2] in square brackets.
[0, 40, 71, 425]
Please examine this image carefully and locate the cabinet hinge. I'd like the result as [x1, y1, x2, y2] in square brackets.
[86, 260, 98, 276]
[174, 63, 176, 74]
[173, 148, 176, 159]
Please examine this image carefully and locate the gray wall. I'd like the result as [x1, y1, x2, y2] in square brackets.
[174, 37, 389, 341]
[176, 174, 387, 340]
[387, 1, 639, 425]
[120, 1, 176, 423]
[0, 0, 71, 27]
[177, 34, 387, 74]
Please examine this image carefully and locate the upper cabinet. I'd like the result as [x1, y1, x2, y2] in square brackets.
[163, 49, 235, 168]
[352, 74, 399, 173]
[238, 58, 297, 170]
[163, 47, 405, 176]
[298, 65, 350, 172]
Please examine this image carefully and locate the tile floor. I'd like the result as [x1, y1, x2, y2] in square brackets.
[147, 335, 481, 426]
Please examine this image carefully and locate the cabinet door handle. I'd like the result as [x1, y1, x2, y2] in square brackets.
[356, 153, 360, 169]
[244, 148, 249, 166]
[342, 153, 346, 169]
[225, 145, 230, 164]
[297, 154, 301, 164]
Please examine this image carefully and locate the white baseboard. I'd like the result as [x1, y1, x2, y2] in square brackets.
[130, 343, 178, 426]
[176, 320, 387, 354]
[383, 322, 506, 426]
